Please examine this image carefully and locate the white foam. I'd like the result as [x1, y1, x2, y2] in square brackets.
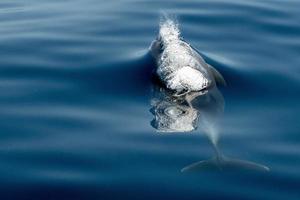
[167, 67, 209, 91]
[157, 19, 210, 92]
[159, 19, 181, 45]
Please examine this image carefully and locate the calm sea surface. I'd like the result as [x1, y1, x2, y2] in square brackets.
[0, 0, 300, 199]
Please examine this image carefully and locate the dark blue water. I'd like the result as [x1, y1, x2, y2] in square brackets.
[0, 0, 300, 199]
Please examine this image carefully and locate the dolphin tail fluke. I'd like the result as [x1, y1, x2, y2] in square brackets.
[181, 156, 269, 172]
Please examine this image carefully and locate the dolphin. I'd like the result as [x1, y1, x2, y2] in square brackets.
[149, 18, 226, 96]
[149, 18, 269, 172]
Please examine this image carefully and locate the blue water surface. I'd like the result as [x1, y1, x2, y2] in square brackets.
[0, 0, 300, 199]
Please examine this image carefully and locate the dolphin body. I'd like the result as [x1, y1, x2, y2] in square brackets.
[150, 84, 269, 172]
[150, 19, 226, 96]
[149, 18, 269, 172]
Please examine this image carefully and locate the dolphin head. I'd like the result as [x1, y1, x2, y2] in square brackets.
[150, 86, 202, 132]
[149, 84, 224, 135]
[150, 100, 199, 132]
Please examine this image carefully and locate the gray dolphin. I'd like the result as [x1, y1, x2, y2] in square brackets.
[149, 18, 269, 172]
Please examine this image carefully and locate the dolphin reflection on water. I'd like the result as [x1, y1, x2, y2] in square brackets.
[149, 17, 269, 172]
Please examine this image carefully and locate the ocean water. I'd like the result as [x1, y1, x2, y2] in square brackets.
[0, 0, 300, 199]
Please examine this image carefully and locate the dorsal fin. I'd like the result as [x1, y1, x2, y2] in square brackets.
[208, 64, 227, 86]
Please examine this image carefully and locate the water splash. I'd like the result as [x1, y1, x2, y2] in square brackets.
[156, 18, 210, 93]
[159, 18, 181, 45]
